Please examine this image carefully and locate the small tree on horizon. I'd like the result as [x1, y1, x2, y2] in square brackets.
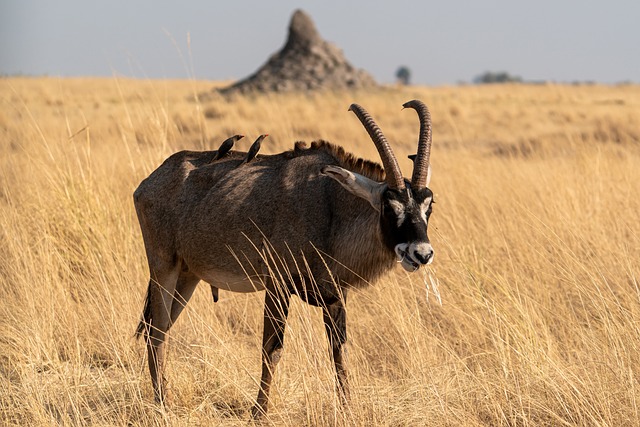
[396, 66, 411, 85]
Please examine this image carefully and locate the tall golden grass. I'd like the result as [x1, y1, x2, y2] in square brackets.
[1, 77, 639, 426]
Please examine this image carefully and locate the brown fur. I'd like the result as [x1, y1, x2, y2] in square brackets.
[135, 139, 393, 340]
[134, 115, 425, 417]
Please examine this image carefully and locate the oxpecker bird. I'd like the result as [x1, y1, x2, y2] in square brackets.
[210, 134, 244, 163]
[240, 134, 269, 165]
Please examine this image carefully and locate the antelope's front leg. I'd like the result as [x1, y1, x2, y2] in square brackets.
[323, 296, 349, 402]
[251, 287, 290, 419]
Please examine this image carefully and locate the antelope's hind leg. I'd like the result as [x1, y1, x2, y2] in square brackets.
[170, 270, 200, 326]
[138, 263, 200, 406]
[144, 264, 182, 405]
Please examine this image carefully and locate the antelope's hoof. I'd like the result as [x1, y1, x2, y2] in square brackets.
[250, 404, 267, 420]
[154, 388, 174, 408]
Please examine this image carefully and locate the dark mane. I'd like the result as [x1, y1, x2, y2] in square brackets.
[290, 140, 386, 182]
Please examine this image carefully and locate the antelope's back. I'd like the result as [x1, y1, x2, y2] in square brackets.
[173, 147, 341, 279]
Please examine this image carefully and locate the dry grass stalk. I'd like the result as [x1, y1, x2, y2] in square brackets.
[1, 77, 639, 425]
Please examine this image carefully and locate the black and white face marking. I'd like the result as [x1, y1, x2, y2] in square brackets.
[381, 185, 434, 272]
[321, 166, 435, 272]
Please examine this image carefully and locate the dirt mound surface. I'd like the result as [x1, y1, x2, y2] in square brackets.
[218, 10, 377, 95]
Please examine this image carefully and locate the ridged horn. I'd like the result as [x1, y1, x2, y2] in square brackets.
[403, 100, 432, 190]
[348, 103, 405, 190]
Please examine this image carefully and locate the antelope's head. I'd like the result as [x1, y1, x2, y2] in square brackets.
[322, 100, 435, 272]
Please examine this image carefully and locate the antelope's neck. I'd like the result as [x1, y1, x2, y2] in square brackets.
[331, 201, 395, 287]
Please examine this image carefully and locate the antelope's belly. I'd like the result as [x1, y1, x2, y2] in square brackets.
[199, 269, 266, 293]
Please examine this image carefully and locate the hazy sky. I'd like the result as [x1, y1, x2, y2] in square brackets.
[1, 0, 638, 85]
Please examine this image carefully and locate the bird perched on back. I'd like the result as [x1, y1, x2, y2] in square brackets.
[239, 134, 269, 165]
[210, 134, 244, 163]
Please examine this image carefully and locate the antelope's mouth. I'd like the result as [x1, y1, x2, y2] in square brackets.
[396, 247, 420, 273]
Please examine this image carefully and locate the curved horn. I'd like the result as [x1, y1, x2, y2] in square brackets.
[403, 100, 432, 190]
[348, 103, 405, 190]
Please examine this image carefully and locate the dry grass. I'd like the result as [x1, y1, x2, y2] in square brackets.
[1, 77, 639, 426]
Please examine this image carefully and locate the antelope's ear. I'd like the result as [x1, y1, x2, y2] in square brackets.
[321, 165, 385, 211]
[410, 155, 432, 187]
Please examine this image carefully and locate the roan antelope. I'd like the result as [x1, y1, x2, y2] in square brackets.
[134, 100, 435, 418]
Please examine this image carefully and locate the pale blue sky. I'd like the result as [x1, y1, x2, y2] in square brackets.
[1, 1, 638, 84]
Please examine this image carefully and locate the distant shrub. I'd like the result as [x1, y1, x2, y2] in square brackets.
[474, 71, 522, 84]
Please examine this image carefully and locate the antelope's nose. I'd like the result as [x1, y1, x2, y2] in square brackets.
[414, 247, 434, 265]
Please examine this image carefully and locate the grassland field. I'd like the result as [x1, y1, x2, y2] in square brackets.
[1, 77, 639, 426]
